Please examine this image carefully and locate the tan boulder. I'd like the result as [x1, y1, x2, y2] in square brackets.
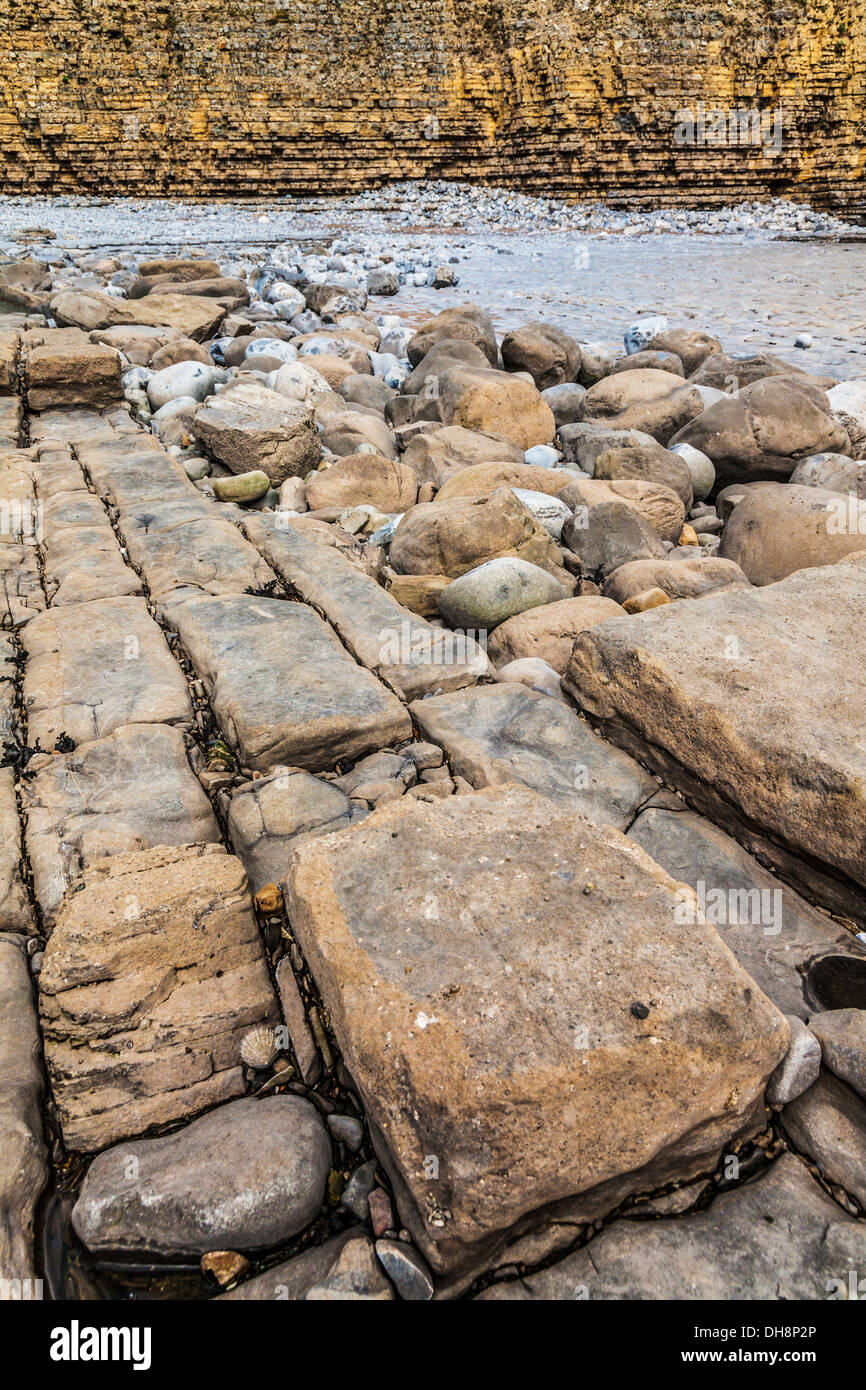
[622, 587, 673, 613]
[407, 304, 498, 367]
[719, 483, 866, 584]
[384, 572, 451, 617]
[300, 352, 357, 389]
[318, 410, 396, 460]
[604, 555, 750, 604]
[51, 288, 227, 341]
[560, 476, 686, 543]
[149, 337, 213, 370]
[305, 453, 417, 512]
[402, 426, 522, 490]
[583, 368, 705, 444]
[669, 377, 849, 488]
[88, 324, 186, 366]
[436, 460, 575, 501]
[592, 441, 694, 508]
[390, 488, 572, 584]
[403, 339, 491, 395]
[646, 327, 722, 375]
[690, 350, 837, 393]
[26, 341, 123, 411]
[436, 365, 556, 449]
[192, 381, 320, 484]
[500, 322, 582, 389]
[487, 595, 625, 670]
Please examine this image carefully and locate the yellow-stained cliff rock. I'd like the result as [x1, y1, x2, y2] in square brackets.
[0, 0, 862, 212]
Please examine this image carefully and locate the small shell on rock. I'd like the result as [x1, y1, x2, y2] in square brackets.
[240, 1025, 279, 1070]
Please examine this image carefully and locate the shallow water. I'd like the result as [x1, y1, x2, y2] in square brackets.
[386, 231, 866, 380]
[2, 196, 863, 378]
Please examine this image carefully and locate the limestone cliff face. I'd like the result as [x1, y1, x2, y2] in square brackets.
[0, 0, 863, 213]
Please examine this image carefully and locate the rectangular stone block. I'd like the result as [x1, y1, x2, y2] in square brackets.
[286, 785, 788, 1278]
[22, 595, 192, 748]
[41, 488, 142, 605]
[26, 340, 123, 412]
[23, 723, 220, 929]
[563, 564, 866, 921]
[39, 844, 279, 1151]
[160, 591, 411, 772]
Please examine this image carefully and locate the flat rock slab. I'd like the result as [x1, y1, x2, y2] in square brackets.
[410, 683, 654, 829]
[41, 487, 142, 606]
[76, 447, 277, 598]
[22, 596, 191, 748]
[160, 591, 411, 772]
[0, 936, 47, 1280]
[220, 1230, 394, 1301]
[628, 803, 864, 1019]
[243, 513, 490, 699]
[23, 723, 220, 930]
[0, 397, 22, 448]
[227, 766, 364, 894]
[286, 785, 787, 1278]
[51, 289, 227, 342]
[39, 844, 279, 1152]
[122, 511, 276, 600]
[0, 767, 34, 932]
[81, 442, 202, 511]
[71, 1096, 330, 1257]
[563, 564, 866, 914]
[477, 1152, 866, 1299]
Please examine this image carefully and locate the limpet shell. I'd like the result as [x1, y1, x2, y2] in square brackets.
[240, 1025, 279, 1069]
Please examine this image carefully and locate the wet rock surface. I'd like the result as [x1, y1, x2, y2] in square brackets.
[477, 1153, 866, 1300]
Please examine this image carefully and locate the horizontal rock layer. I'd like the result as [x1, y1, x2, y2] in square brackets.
[0, 2, 862, 214]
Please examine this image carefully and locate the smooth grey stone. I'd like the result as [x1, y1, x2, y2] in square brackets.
[327, 1114, 364, 1151]
[341, 1159, 378, 1220]
[72, 1096, 331, 1256]
[438, 557, 569, 631]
